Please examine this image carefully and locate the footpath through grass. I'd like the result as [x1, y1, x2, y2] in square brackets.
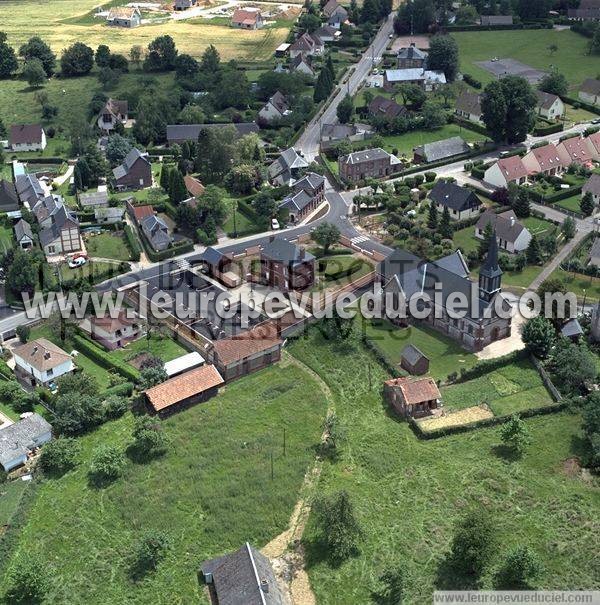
[288, 329, 599, 604]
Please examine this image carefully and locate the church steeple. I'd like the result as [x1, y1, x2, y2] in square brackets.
[479, 230, 502, 302]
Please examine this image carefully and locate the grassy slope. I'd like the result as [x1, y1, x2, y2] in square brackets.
[1, 361, 327, 604]
[453, 29, 599, 90]
[289, 330, 600, 604]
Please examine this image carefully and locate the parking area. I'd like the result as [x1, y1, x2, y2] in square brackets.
[474, 58, 547, 84]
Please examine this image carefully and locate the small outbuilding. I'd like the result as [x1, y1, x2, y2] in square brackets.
[0, 413, 53, 472]
[561, 318, 584, 342]
[384, 376, 441, 418]
[400, 344, 429, 375]
[163, 351, 205, 378]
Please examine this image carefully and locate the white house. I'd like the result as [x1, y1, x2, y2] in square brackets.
[484, 156, 529, 188]
[258, 91, 292, 123]
[579, 78, 600, 106]
[455, 92, 483, 124]
[9, 124, 46, 152]
[13, 338, 74, 388]
[535, 90, 564, 121]
[0, 414, 53, 472]
[89, 311, 142, 350]
[475, 210, 532, 254]
[106, 6, 141, 27]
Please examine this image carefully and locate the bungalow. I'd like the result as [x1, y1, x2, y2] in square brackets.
[97, 99, 128, 133]
[339, 148, 403, 183]
[475, 210, 532, 254]
[579, 78, 600, 106]
[288, 32, 324, 58]
[89, 311, 142, 350]
[112, 148, 152, 190]
[140, 214, 171, 251]
[166, 122, 259, 145]
[145, 364, 224, 417]
[290, 54, 315, 78]
[583, 173, 600, 205]
[39, 205, 81, 257]
[384, 376, 441, 418]
[400, 344, 429, 375]
[320, 123, 373, 146]
[484, 156, 529, 188]
[0, 179, 20, 213]
[455, 91, 483, 124]
[535, 90, 564, 120]
[13, 338, 75, 388]
[231, 7, 263, 29]
[0, 414, 53, 472]
[429, 181, 482, 220]
[106, 6, 141, 27]
[14, 219, 34, 250]
[279, 172, 325, 223]
[521, 143, 566, 176]
[413, 136, 470, 164]
[268, 147, 309, 186]
[9, 124, 46, 152]
[200, 543, 284, 605]
[368, 96, 407, 120]
[314, 25, 340, 43]
[397, 43, 428, 69]
[78, 189, 109, 209]
[480, 14, 513, 25]
[556, 136, 593, 167]
[258, 91, 292, 123]
[95, 206, 124, 224]
[260, 237, 315, 291]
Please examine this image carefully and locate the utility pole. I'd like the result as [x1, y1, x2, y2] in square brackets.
[270, 451, 274, 480]
[283, 428, 286, 456]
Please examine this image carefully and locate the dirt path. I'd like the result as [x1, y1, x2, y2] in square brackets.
[261, 352, 334, 605]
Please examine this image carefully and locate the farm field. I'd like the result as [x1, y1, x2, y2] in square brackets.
[289, 329, 600, 604]
[0, 361, 327, 603]
[0, 0, 289, 61]
[453, 29, 600, 90]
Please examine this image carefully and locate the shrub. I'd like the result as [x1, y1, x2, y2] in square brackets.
[39, 437, 81, 476]
[89, 444, 126, 484]
[130, 530, 172, 579]
[3, 555, 50, 605]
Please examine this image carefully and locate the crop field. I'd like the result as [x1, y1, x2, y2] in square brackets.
[0, 0, 290, 60]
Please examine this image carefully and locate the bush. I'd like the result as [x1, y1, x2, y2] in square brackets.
[424, 171, 436, 182]
[3, 555, 50, 605]
[39, 437, 81, 476]
[102, 394, 129, 419]
[130, 530, 172, 579]
[89, 445, 126, 485]
[124, 225, 141, 262]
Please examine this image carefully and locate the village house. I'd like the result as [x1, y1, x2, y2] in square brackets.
[97, 99, 128, 133]
[260, 237, 315, 291]
[140, 214, 171, 251]
[174, 0, 196, 10]
[88, 311, 142, 350]
[556, 135, 593, 167]
[475, 210, 532, 254]
[314, 25, 340, 42]
[579, 78, 600, 106]
[200, 543, 285, 605]
[368, 96, 407, 120]
[9, 124, 46, 152]
[339, 148, 402, 183]
[78, 189, 109, 209]
[400, 344, 429, 375]
[397, 43, 428, 69]
[32, 194, 63, 228]
[183, 175, 205, 206]
[279, 172, 325, 223]
[480, 14, 513, 25]
[258, 91, 292, 123]
[483, 155, 528, 188]
[455, 91, 483, 124]
[413, 136, 470, 164]
[112, 148, 152, 190]
[322, 0, 348, 27]
[384, 376, 441, 418]
[288, 32, 324, 58]
[106, 6, 141, 27]
[569, 0, 600, 20]
[384, 68, 446, 92]
[583, 173, 600, 205]
[15, 173, 45, 207]
[535, 90, 564, 121]
[0, 414, 53, 473]
[585, 131, 600, 160]
[95, 206, 124, 224]
[0, 179, 20, 213]
[13, 338, 75, 388]
[521, 142, 566, 177]
[378, 237, 512, 352]
[231, 7, 263, 29]
[320, 123, 373, 147]
[166, 122, 259, 145]
[198, 246, 240, 287]
[13, 219, 34, 250]
[39, 205, 81, 257]
[145, 364, 224, 417]
[290, 54, 316, 77]
[429, 181, 482, 220]
[268, 147, 309, 186]
[126, 201, 154, 224]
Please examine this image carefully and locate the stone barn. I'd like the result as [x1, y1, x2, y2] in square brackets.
[384, 376, 441, 418]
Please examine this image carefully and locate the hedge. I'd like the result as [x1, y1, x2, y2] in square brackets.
[450, 114, 490, 137]
[529, 184, 582, 204]
[451, 349, 529, 383]
[444, 22, 552, 32]
[71, 333, 139, 382]
[361, 334, 402, 378]
[10, 157, 64, 164]
[124, 224, 141, 262]
[532, 122, 564, 136]
[104, 381, 135, 397]
[562, 95, 600, 116]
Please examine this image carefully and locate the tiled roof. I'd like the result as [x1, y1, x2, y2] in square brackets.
[583, 173, 600, 196]
[184, 175, 205, 198]
[528, 143, 564, 172]
[9, 124, 44, 146]
[13, 338, 72, 372]
[385, 376, 441, 405]
[232, 7, 261, 24]
[557, 136, 592, 164]
[90, 310, 137, 333]
[495, 155, 528, 180]
[131, 205, 154, 221]
[213, 326, 282, 367]
[145, 364, 224, 412]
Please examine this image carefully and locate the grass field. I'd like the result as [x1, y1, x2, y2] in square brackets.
[453, 29, 600, 90]
[84, 232, 132, 261]
[289, 329, 600, 603]
[552, 268, 600, 302]
[0, 481, 28, 527]
[0, 225, 14, 254]
[111, 333, 187, 365]
[440, 357, 554, 416]
[0, 361, 327, 603]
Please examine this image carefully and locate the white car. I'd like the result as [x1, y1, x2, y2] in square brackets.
[271, 218, 280, 230]
[68, 256, 87, 269]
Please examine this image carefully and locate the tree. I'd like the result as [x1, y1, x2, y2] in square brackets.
[521, 316, 555, 359]
[561, 216, 576, 241]
[4, 555, 50, 605]
[16, 324, 30, 344]
[299, 12, 321, 32]
[57, 371, 99, 397]
[526, 235, 542, 265]
[361, 0, 381, 23]
[7, 248, 37, 296]
[548, 43, 558, 56]
[456, 4, 479, 24]
[500, 415, 531, 456]
[581, 191, 595, 217]
[322, 307, 354, 341]
[178, 104, 205, 125]
[200, 44, 221, 73]
[427, 36, 459, 82]
[449, 511, 495, 577]
[98, 66, 120, 90]
[22, 58, 46, 87]
[130, 530, 172, 578]
[159, 165, 171, 191]
[314, 67, 334, 102]
[495, 545, 543, 589]
[337, 94, 354, 124]
[480, 80, 507, 142]
[39, 437, 81, 476]
[143, 35, 178, 71]
[106, 134, 133, 167]
[394, 0, 435, 35]
[0, 32, 18, 78]
[138, 366, 168, 390]
[590, 27, 600, 55]
[439, 206, 452, 239]
[168, 168, 188, 204]
[322, 411, 346, 456]
[583, 394, 600, 470]
[313, 222, 340, 254]
[130, 45, 143, 66]
[478, 221, 494, 259]
[60, 42, 94, 76]
[512, 189, 530, 218]
[375, 565, 406, 605]
[53, 393, 104, 436]
[252, 191, 278, 221]
[19, 36, 56, 76]
[130, 416, 169, 461]
[551, 339, 597, 395]
[95, 44, 111, 68]
[89, 444, 126, 483]
[420, 99, 446, 130]
[174, 53, 199, 78]
[314, 491, 361, 561]
[427, 201, 438, 229]
[538, 71, 568, 97]
[394, 83, 425, 108]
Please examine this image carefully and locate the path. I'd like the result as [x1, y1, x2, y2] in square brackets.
[52, 164, 74, 187]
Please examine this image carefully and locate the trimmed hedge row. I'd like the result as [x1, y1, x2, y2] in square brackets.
[529, 184, 582, 204]
[562, 95, 600, 116]
[124, 224, 141, 262]
[71, 333, 139, 382]
[532, 121, 564, 136]
[450, 114, 490, 137]
[104, 381, 135, 397]
[450, 349, 529, 383]
[444, 22, 552, 32]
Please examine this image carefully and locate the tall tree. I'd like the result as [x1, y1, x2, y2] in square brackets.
[449, 511, 495, 578]
[439, 206, 452, 239]
[521, 316, 555, 359]
[581, 191, 595, 217]
[427, 36, 459, 81]
[168, 168, 188, 204]
[95, 44, 111, 68]
[361, 0, 381, 23]
[143, 35, 178, 71]
[337, 94, 354, 123]
[526, 235, 542, 264]
[427, 201, 438, 229]
[538, 70, 568, 97]
[314, 491, 361, 562]
[0, 32, 18, 78]
[314, 67, 333, 102]
[61, 42, 94, 76]
[19, 36, 56, 76]
[22, 58, 46, 87]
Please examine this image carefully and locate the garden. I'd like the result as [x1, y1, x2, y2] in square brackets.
[84, 231, 132, 262]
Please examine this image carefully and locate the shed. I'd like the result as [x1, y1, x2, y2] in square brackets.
[400, 344, 429, 375]
[0, 413, 53, 472]
[561, 318, 583, 341]
[163, 352, 205, 378]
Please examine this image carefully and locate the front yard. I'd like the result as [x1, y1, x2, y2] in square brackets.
[84, 231, 132, 262]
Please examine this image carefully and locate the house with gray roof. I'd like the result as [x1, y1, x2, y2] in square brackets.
[166, 122, 259, 145]
[112, 148, 152, 190]
[429, 181, 482, 220]
[95, 206, 125, 224]
[39, 205, 81, 257]
[260, 237, 315, 291]
[561, 318, 584, 341]
[0, 413, 53, 472]
[268, 147, 309, 186]
[0, 179, 19, 213]
[475, 210, 532, 253]
[589, 238, 600, 267]
[14, 219, 34, 250]
[339, 148, 402, 183]
[535, 90, 564, 121]
[78, 189, 109, 209]
[200, 543, 284, 605]
[15, 173, 45, 207]
[320, 123, 374, 147]
[583, 173, 600, 206]
[397, 43, 427, 69]
[258, 91, 292, 123]
[384, 68, 446, 92]
[140, 214, 171, 251]
[401, 344, 429, 375]
[279, 172, 325, 222]
[290, 54, 315, 77]
[455, 92, 483, 124]
[413, 136, 470, 164]
[579, 78, 600, 106]
[480, 15, 513, 25]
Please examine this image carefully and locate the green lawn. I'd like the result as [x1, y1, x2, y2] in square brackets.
[362, 319, 478, 381]
[289, 329, 599, 603]
[453, 29, 600, 90]
[564, 103, 598, 126]
[452, 224, 480, 255]
[552, 268, 600, 302]
[555, 194, 583, 214]
[47, 260, 127, 287]
[111, 333, 187, 365]
[440, 358, 554, 416]
[313, 255, 374, 291]
[0, 362, 327, 604]
[501, 263, 546, 290]
[0, 224, 14, 254]
[522, 215, 558, 236]
[0, 481, 28, 526]
[84, 232, 132, 261]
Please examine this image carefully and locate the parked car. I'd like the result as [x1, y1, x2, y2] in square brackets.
[68, 255, 87, 268]
[271, 218, 280, 230]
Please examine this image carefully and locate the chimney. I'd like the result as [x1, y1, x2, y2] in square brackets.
[299, 247, 305, 260]
[260, 579, 269, 593]
[510, 216, 515, 227]
[410, 42, 416, 47]
[269, 235, 275, 242]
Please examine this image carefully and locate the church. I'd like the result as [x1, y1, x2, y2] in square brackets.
[377, 234, 513, 352]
